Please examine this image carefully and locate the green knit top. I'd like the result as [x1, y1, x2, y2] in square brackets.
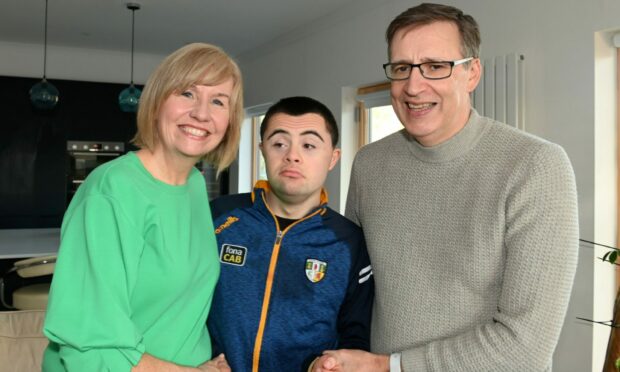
[43, 152, 219, 371]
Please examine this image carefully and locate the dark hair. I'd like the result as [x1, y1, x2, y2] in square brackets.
[386, 3, 480, 60]
[260, 96, 339, 147]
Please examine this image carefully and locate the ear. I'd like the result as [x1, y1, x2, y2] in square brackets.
[466, 58, 482, 93]
[328, 148, 341, 171]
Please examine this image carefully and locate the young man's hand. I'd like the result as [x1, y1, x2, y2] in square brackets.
[198, 354, 231, 372]
[310, 350, 389, 372]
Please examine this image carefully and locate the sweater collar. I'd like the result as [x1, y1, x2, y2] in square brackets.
[406, 108, 488, 163]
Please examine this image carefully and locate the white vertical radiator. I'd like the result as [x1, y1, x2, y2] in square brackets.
[472, 53, 525, 130]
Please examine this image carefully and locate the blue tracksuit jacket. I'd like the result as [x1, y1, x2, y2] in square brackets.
[208, 181, 374, 371]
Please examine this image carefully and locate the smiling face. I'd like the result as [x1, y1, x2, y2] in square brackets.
[389, 21, 481, 147]
[153, 79, 233, 163]
[260, 113, 340, 210]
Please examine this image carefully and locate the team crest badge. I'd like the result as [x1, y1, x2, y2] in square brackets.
[305, 259, 327, 283]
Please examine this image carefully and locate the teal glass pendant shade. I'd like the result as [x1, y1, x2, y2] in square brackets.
[30, 78, 59, 110]
[119, 84, 141, 112]
[119, 3, 142, 113]
[31, 0, 58, 110]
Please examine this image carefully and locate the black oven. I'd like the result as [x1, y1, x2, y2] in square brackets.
[66, 141, 124, 205]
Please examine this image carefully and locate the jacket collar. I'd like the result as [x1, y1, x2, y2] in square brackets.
[250, 180, 329, 214]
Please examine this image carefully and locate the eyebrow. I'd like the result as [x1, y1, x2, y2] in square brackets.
[266, 129, 325, 142]
[191, 84, 231, 98]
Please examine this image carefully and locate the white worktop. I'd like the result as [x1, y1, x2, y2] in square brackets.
[0, 228, 60, 259]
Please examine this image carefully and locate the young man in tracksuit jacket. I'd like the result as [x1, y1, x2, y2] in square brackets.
[208, 96, 374, 372]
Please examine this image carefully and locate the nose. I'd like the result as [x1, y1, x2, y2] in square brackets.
[190, 99, 212, 122]
[403, 66, 426, 96]
[285, 145, 301, 163]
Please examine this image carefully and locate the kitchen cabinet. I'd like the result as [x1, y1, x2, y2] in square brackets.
[0, 76, 137, 229]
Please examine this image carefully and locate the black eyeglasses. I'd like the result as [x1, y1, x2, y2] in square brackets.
[383, 57, 474, 81]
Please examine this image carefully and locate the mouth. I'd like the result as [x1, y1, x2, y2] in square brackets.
[280, 169, 303, 178]
[179, 125, 209, 138]
[406, 102, 436, 111]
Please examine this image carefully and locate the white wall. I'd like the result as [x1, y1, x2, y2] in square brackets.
[236, 0, 620, 370]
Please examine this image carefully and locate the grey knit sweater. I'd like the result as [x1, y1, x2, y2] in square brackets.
[345, 110, 579, 372]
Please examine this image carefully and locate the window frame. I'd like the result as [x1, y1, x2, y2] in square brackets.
[244, 103, 272, 187]
[356, 81, 399, 148]
[250, 114, 266, 184]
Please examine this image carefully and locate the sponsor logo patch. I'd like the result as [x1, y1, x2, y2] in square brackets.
[305, 258, 327, 283]
[220, 244, 247, 266]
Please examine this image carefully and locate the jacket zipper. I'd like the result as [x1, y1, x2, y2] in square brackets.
[252, 195, 323, 372]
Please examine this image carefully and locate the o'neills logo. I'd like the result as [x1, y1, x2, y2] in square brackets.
[215, 216, 239, 234]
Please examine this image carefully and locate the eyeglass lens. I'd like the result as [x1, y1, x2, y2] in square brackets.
[386, 62, 453, 80]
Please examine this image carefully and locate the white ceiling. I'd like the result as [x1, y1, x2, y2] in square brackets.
[0, 0, 358, 57]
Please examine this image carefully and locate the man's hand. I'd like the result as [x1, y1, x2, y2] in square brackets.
[309, 354, 341, 372]
[197, 354, 231, 372]
[311, 350, 389, 372]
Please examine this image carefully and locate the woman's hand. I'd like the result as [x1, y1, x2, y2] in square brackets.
[197, 354, 231, 372]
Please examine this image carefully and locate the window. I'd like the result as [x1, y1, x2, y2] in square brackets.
[242, 103, 272, 190]
[356, 82, 402, 147]
[252, 114, 267, 183]
[367, 105, 402, 143]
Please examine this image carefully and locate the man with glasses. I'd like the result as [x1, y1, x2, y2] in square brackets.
[311, 3, 578, 372]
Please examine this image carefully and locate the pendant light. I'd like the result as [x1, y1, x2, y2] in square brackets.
[119, 2, 142, 113]
[30, 0, 59, 110]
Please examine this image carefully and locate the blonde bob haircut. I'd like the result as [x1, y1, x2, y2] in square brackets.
[132, 42, 243, 173]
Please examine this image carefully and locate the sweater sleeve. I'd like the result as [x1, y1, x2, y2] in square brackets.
[401, 143, 579, 371]
[43, 194, 145, 371]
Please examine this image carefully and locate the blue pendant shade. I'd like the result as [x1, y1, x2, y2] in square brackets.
[119, 84, 141, 112]
[119, 3, 141, 113]
[30, 78, 59, 110]
[30, 0, 59, 110]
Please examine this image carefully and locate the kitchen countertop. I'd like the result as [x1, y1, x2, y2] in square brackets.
[0, 228, 60, 259]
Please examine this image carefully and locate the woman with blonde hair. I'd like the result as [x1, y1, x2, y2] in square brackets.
[42, 43, 243, 372]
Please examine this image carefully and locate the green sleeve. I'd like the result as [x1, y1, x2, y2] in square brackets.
[44, 194, 146, 371]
